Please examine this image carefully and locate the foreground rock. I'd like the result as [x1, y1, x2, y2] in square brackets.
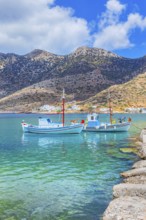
[103, 196, 146, 220]
[138, 144, 146, 159]
[121, 167, 146, 177]
[123, 175, 146, 184]
[132, 160, 146, 169]
[113, 183, 146, 198]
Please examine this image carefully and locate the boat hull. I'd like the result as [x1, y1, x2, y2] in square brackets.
[22, 123, 83, 134]
[83, 122, 131, 132]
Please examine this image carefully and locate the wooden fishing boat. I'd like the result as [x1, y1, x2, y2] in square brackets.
[21, 121, 83, 134]
[21, 90, 84, 134]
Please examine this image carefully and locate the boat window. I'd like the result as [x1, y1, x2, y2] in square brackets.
[47, 118, 51, 123]
[91, 116, 94, 120]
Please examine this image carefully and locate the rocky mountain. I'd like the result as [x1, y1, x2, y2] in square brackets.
[1, 71, 146, 113]
[0, 46, 146, 112]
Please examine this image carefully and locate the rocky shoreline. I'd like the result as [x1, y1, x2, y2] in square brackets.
[102, 129, 146, 220]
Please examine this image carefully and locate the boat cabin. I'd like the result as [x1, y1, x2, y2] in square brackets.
[38, 117, 63, 127]
[87, 113, 100, 127]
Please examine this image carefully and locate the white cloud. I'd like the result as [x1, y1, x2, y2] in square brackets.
[93, 25, 133, 51]
[125, 13, 146, 30]
[0, 0, 90, 55]
[93, 0, 146, 51]
[106, 0, 126, 13]
[99, 0, 126, 29]
[0, 0, 54, 22]
[0, 0, 146, 55]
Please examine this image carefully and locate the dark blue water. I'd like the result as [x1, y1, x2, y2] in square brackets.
[0, 113, 143, 220]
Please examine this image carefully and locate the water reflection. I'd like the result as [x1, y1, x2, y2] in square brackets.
[22, 133, 85, 147]
[83, 131, 130, 145]
[22, 131, 130, 151]
[21, 131, 133, 173]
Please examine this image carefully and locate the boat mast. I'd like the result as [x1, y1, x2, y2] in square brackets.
[108, 91, 113, 124]
[62, 89, 65, 127]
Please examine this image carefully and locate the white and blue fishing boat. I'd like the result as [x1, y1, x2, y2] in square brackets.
[21, 90, 84, 134]
[83, 92, 131, 132]
[83, 113, 131, 132]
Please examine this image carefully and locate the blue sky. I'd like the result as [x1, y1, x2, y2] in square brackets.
[0, 0, 146, 58]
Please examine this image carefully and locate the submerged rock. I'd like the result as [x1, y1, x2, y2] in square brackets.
[120, 147, 138, 154]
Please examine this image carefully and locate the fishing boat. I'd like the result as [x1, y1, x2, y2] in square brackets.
[21, 90, 84, 134]
[83, 113, 131, 132]
[83, 92, 131, 132]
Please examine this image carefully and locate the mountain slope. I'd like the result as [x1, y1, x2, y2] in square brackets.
[79, 71, 146, 112]
[1, 72, 146, 112]
[0, 46, 146, 102]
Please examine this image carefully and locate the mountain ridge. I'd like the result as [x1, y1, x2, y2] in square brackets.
[0, 46, 146, 112]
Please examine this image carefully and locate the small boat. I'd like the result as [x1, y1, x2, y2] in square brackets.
[21, 90, 84, 134]
[83, 92, 131, 132]
[83, 113, 131, 132]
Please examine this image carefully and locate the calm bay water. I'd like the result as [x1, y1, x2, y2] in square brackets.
[0, 113, 144, 220]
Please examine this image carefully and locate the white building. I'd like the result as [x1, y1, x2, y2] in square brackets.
[39, 105, 61, 112]
[125, 107, 140, 113]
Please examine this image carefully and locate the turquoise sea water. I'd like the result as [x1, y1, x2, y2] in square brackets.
[0, 113, 144, 220]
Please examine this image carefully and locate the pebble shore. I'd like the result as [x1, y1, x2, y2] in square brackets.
[102, 130, 146, 220]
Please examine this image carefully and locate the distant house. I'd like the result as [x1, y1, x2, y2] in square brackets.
[39, 105, 61, 112]
[125, 107, 140, 113]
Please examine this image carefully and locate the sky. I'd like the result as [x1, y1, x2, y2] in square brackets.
[0, 0, 146, 58]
